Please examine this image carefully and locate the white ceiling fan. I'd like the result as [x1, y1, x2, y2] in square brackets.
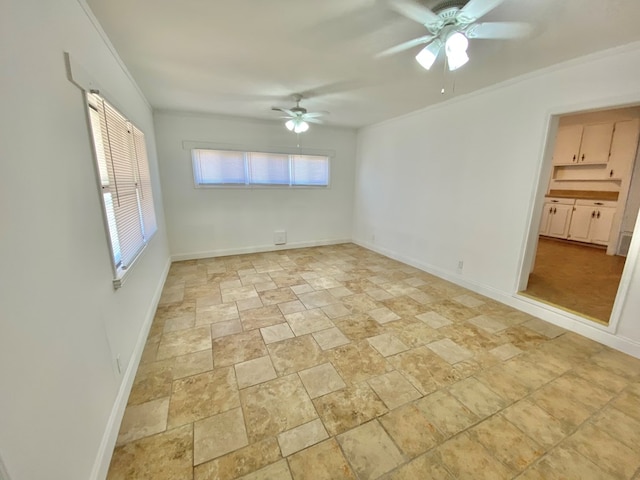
[379, 0, 532, 71]
[272, 95, 328, 133]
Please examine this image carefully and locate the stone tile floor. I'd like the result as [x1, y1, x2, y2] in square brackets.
[107, 244, 640, 479]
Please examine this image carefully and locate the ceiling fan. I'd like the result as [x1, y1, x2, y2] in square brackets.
[379, 0, 532, 71]
[272, 95, 327, 133]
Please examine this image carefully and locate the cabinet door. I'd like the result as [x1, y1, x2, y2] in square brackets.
[553, 125, 583, 165]
[547, 204, 573, 238]
[578, 123, 614, 164]
[539, 203, 553, 235]
[590, 207, 616, 245]
[606, 119, 640, 180]
[568, 205, 594, 242]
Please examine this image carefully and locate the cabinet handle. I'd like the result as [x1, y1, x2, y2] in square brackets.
[594, 202, 604, 206]
[581, 154, 585, 161]
[572, 154, 576, 162]
[551, 200, 559, 203]
[591, 210, 596, 218]
[549, 207, 553, 214]
[610, 169, 614, 177]
[553, 207, 557, 214]
[597, 211, 601, 219]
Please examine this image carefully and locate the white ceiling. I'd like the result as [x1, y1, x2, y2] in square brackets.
[87, 0, 640, 128]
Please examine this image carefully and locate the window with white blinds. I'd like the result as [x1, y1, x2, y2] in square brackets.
[87, 92, 157, 287]
[192, 149, 330, 187]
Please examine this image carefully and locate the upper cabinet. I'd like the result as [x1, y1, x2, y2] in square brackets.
[607, 119, 640, 180]
[553, 125, 584, 165]
[579, 123, 615, 164]
[550, 119, 639, 183]
[552, 122, 614, 166]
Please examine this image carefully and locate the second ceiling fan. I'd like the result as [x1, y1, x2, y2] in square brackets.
[380, 0, 532, 71]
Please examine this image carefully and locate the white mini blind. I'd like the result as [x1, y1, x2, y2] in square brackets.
[193, 149, 245, 184]
[248, 152, 289, 185]
[291, 155, 329, 186]
[87, 92, 157, 287]
[192, 149, 329, 187]
[132, 126, 157, 240]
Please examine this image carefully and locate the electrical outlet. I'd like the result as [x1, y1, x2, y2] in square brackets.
[457, 260, 464, 273]
[274, 230, 287, 245]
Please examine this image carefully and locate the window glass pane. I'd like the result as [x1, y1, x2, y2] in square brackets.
[292, 155, 329, 186]
[248, 152, 289, 185]
[194, 149, 246, 184]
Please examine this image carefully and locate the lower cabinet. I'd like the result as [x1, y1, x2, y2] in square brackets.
[567, 200, 617, 246]
[539, 199, 574, 239]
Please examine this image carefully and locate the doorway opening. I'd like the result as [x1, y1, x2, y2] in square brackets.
[519, 105, 640, 325]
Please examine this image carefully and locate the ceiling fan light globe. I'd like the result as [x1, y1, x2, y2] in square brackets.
[294, 121, 309, 133]
[285, 119, 296, 131]
[445, 31, 469, 54]
[415, 40, 441, 70]
[447, 50, 469, 70]
[445, 32, 469, 71]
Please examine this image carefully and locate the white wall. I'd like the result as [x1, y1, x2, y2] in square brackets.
[154, 111, 357, 259]
[0, 1, 170, 479]
[353, 42, 640, 356]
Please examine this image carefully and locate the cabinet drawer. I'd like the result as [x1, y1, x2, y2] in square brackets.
[574, 199, 617, 208]
[545, 197, 575, 205]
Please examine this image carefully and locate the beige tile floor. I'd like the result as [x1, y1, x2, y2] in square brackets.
[107, 244, 640, 480]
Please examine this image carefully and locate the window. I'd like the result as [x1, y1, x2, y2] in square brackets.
[87, 92, 157, 287]
[192, 149, 330, 187]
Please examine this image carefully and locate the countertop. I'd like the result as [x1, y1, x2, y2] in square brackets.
[547, 189, 619, 201]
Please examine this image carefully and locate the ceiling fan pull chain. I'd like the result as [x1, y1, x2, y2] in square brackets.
[441, 54, 447, 94]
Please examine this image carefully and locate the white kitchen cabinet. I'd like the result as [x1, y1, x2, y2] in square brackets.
[539, 198, 574, 239]
[567, 200, 617, 245]
[553, 125, 584, 165]
[567, 205, 595, 242]
[605, 119, 640, 180]
[590, 207, 616, 245]
[552, 122, 614, 166]
[579, 123, 614, 164]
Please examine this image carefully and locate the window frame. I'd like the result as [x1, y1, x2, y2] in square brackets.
[189, 146, 332, 189]
[86, 92, 157, 288]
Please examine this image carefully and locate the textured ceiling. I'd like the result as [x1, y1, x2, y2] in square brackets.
[87, 0, 640, 128]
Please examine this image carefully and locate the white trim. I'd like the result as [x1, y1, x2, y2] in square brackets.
[353, 239, 640, 359]
[89, 258, 171, 480]
[183, 140, 336, 158]
[0, 452, 11, 480]
[171, 238, 352, 262]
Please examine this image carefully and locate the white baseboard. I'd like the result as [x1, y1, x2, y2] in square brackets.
[171, 238, 352, 262]
[89, 257, 172, 480]
[354, 239, 640, 359]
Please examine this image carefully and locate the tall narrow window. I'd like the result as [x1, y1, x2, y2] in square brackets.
[87, 92, 157, 287]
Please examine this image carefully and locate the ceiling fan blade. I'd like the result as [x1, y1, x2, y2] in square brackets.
[377, 34, 435, 57]
[272, 107, 297, 117]
[458, 0, 505, 21]
[305, 118, 324, 124]
[386, 0, 441, 26]
[466, 22, 532, 39]
[303, 112, 326, 118]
